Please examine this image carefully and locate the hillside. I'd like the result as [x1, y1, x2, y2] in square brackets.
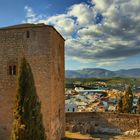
[65, 68, 140, 78]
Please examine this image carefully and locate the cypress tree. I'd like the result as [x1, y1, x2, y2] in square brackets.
[11, 58, 46, 140]
[138, 97, 140, 114]
[122, 85, 133, 113]
[117, 95, 123, 113]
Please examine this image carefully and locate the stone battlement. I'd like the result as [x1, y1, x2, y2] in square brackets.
[66, 112, 140, 134]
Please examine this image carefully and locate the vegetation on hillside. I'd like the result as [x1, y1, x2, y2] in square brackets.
[65, 77, 140, 90]
[11, 58, 46, 140]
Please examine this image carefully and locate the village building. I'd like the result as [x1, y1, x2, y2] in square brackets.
[65, 103, 78, 112]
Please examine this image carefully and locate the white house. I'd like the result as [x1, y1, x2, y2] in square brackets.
[65, 103, 78, 112]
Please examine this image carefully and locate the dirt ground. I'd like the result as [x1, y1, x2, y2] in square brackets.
[65, 131, 93, 139]
[65, 131, 140, 140]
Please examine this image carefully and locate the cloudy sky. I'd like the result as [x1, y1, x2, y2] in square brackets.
[0, 0, 140, 70]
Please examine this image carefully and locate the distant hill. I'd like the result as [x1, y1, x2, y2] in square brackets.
[65, 68, 140, 78]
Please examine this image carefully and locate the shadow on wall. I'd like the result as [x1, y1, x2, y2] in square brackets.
[0, 126, 8, 140]
[66, 112, 140, 140]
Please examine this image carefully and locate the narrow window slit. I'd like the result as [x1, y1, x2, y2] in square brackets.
[9, 65, 16, 75]
[26, 31, 30, 38]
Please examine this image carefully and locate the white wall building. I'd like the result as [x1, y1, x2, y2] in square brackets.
[65, 103, 78, 112]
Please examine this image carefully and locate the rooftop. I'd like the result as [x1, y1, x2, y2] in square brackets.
[0, 23, 65, 40]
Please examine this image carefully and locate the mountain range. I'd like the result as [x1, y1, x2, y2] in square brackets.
[65, 68, 140, 78]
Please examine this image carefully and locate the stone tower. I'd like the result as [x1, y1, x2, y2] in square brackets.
[0, 23, 65, 140]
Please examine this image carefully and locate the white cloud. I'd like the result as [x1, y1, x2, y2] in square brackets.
[42, 14, 75, 38]
[68, 3, 95, 26]
[23, 0, 140, 68]
[91, 0, 113, 12]
[24, 6, 36, 18]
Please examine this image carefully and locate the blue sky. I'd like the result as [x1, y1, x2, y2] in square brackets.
[0, 0, 140, 70]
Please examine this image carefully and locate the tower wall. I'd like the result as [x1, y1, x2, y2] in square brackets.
[0, 24, 65, 140]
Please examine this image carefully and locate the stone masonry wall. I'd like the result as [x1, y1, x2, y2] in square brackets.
[66, 112, 140, 135]
[0, 24, 65, 140]
[49, 27, 65, 140]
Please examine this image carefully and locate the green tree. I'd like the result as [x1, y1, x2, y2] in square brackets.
[137, 97, 140, 114]
[117, 95, 123, 113]
[122, 85, 133, 113]
[11, 58, 46, 140]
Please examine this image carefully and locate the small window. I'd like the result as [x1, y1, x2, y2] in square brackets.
[9, 65, 16, 75]
[9, 66, 12, 75]
[59, 108, 61, 119]
[73, 108, 75, 112]
[26, 31, 30, 38]
[13, 65, 16, 75]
